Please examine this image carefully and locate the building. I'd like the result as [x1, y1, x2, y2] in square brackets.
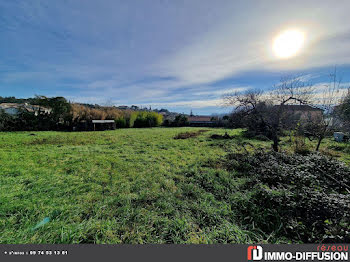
[92, 120, 116, 131]
[273, 104, 324, 129]
[73, 120, 116, 131]
[117, 105, 129, 110]
[188, 116, 216, 127]
[276, 105, 323, 120]
[0, 103, 51, 116]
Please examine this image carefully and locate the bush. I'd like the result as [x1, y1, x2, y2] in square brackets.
[115, 117, 127, 128]
[0, 110, 16, 131]
[71, 104, 126, 122]
[167, 114, 189, 127]
[292, 135, 311, 155]
[225, 150, 350, 243]
[129, 111, 163, 128]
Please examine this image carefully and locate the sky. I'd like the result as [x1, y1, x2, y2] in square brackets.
[1, 0, 350, 115]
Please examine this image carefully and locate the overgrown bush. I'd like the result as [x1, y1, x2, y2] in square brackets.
[0, 110, 16, 131]
[129, 111, 163, 128]
[163, 114, 189, 127]
[292, 135, 311, 155]
[71, 104, 128, 122]
[114, 117, 127, 128]
[225, 149, 350, 243]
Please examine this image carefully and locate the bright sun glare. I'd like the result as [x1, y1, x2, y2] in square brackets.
[273, 30, 305, 58]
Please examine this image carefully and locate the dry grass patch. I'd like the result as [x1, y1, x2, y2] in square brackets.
[174, 130, 209, 139]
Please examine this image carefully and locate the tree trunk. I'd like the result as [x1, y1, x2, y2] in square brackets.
[316, 136, 323, 151]
[272, 134, 279, 152]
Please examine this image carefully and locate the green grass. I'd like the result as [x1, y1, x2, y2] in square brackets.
[0, 127, 349, 244]
[0, 127, 249, 243]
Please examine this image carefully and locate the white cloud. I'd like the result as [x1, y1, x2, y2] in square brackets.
[2, 0, 350, 113]
[149, 98, 223, 109]
[193, 86, 249, 96]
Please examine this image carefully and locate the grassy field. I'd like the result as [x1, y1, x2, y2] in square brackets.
[1, 127, 349, 243]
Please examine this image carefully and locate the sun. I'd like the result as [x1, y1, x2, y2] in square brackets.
[273, 30, 305, 58]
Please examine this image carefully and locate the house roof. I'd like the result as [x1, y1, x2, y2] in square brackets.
[274, 105, 323, 111]
[0, 103, 51, 113]
[188, 116, 212, 122]
[0, 103, 21, 109]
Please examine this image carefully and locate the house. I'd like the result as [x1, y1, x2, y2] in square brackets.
[188, 116, 216, 127]
[0, 103, 20, 115]
[117, 105, 129, 110]
[0, 103, 51, 116]
[273, 104, 323, 129]
[276, 105, 323, 121]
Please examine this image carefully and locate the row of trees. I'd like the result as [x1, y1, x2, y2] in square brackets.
[224, 69, 349, 152]
[0, 96, 72, 131]
[0, 96, 163, 131]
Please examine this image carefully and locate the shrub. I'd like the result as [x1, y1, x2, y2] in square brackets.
[115, 117, 127, 128]
[0, 109, 16, 131]
[254, 134, 270, 141]
[292, 135, 310, 155]
[129, 111, 163, 128]
[169, 114, 189, 127]
[225, 150, 350, 243]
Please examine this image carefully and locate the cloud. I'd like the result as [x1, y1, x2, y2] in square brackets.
[1, 0, 350, 114]
[149, 98, 223, 109]
[193, 86, 249, 96]
[155, 1, 350, 86]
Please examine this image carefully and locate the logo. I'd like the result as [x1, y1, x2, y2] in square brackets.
[247, 246, 263, 261]
[247, 245, 349, 261]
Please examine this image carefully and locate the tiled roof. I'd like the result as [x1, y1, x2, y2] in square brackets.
[188, 116, 212, 122]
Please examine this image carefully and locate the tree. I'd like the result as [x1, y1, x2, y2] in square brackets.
[305, 68, 347, 151]
[0, 109, 16, 131]
[34, 96, 72, 130]
[223, 76, 314, 151]
[172, 114, 189, 127]
[268, 76, 314, 151]
[335, 88, 350, 132]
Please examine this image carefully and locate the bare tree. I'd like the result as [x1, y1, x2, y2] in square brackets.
[335, 88, 350, 131]
[268, 76, 314, 151]
[223, 76, 314, 151]
[305, 67, 347, 151]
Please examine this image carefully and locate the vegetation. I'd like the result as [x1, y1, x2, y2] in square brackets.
[224, 72, 349, 152]
[336, 89, 350, 131]
[71, 103, 128, 122]
[0, 96, 163, 131]
[224, 76, 314, 152]
[225, 148, 350, 243]
[163, 114, 189, 127]
[0, 127, 349, 244]
[129, 111, 163, 128]
[0, 96, 72, 131]
[173, 130, 209, 139]
[1, 71, 349, 244]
